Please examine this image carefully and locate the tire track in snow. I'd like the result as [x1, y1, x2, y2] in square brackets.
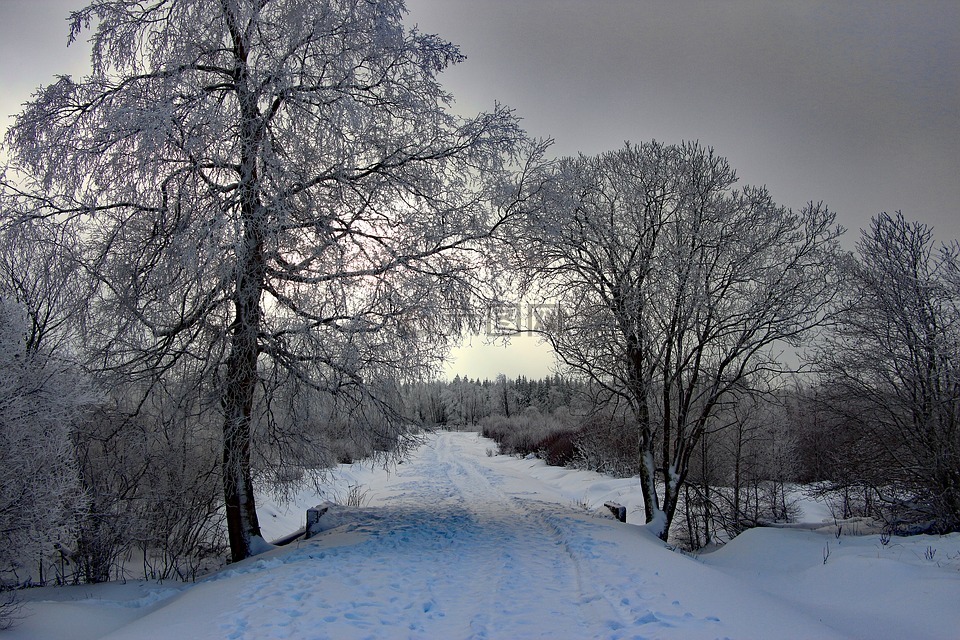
[420, 433, 624, 633]
[431, 433, 725, 637]
[424, 431, 632, 637]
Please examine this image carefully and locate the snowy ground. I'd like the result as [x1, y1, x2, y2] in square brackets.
[8, 430, 960, 639]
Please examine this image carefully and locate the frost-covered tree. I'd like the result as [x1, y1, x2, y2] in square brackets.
[819, 213, 960, 532]
[1, 0, 537, 561]
[0, 220, 89, 355]
[0, 299, 90, 590]
[518, 141, 842, 540]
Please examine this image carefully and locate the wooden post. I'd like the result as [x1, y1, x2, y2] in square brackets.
[604, 501, 627, 523]
[305, 502, 334, 537]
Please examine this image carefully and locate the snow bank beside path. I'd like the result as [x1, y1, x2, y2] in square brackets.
[704, 526, 960, 640]
[3, 580, 185, 640]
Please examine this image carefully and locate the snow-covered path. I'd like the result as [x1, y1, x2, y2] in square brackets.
[13, 430, 960, 639]
[241, 431, 642, 639]
[235, 432, 642, 638]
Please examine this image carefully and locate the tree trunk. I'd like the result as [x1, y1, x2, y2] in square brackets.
[638, 448, 660, 525]
[701, 435, 712, 546]
[733, 428, 743, 532]
[221, 9, 267, 563]
[222, 237, 265, 562]
[660, 470, 682, 542]
[632, 383, 661, 526]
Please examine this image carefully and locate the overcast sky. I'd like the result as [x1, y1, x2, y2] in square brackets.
[2, 0, 958, 379]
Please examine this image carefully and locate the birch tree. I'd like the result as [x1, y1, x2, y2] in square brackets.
[520, 141, 842, 539]
[2, 0, 536, 561]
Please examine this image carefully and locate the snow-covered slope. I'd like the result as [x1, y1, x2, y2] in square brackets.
[9, 431, 960, 639]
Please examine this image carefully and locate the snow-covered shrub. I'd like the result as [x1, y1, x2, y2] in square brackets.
[480, 408, 577, 460]
[0, 299, 90, 591]
[538, 430, 577, 466]
[573, 413, 642, 478]
[72, 387, 225, 583]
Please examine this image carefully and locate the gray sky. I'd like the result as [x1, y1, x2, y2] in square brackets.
[2, 0, 958, 379]
[404, 0, 959, 239]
